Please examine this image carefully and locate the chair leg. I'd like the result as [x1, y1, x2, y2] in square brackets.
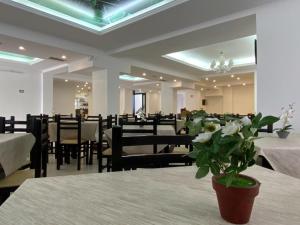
[85, 144, 89, 165]
[77, 145, 81, 170]
[89, 142, 93, 165]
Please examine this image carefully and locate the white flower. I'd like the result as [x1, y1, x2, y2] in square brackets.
[193, 117, 202, 124]
[205, 118, 220, 122]
[204, 122, 221, 133]
[193, 132, 212, 143]
[222, 121, 240, 137]
[240, 116, 252, 126]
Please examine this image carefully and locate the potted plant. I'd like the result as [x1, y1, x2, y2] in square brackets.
[274, 103, 295, 139]
[188, 112, 279, 224]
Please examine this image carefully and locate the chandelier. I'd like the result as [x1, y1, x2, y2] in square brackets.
[210, 51, 234, 73]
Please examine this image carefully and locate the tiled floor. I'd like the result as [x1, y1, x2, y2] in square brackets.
[47, 154, 104, 177]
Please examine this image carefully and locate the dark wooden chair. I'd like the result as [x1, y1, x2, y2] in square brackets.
[111, 126, 193, 172]
[0, 117, 47, 205]
[56, 115, 89, 170]
[258, 124, 273, 133]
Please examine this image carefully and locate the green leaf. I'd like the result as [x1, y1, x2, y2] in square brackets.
[252, 113, 262, 128]
[210, 163, 220, 175]
[258, 116, 280, 128]
[188, 150, 199, 159]
[225, 173, 235, 187]
[196, 166, 209, 179]
[196, 152, 209, 167]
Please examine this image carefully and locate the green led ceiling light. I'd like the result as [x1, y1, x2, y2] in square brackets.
[0, 51, 43, 64]
[9, 0, 176, 32]
[119, 74, 147, 81]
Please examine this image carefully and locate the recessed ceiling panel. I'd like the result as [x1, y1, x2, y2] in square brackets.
[0, 50, 42, 64]
[163, 35, 257, 71]
[8, 0, 176, 32]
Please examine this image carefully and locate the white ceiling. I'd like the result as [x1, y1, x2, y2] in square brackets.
[0, 34, 88, 71]
[0, 0, 279, 78]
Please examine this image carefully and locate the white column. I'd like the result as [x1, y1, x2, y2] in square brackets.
[160, 82, 176, 114]
[92, 70, 108, 116]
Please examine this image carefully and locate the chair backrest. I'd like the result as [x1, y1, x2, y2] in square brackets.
[118, 118, 158, 135]
[56, 114, 81, 145]
[111, 126, 193, 171]
[28, 117, 48, 177]
[157, 115, 177, 133]
[86, 115, 101, 122]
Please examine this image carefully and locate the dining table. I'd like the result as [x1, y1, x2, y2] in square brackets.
[255, 133, 300, 179]
[0, 133, 35, 179]
[48, 121, 98, 142]
[103, 125, 176, 155]
[0, 165, 299, 225]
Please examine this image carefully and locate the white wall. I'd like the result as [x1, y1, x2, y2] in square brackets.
[120, 87, 133, 114]
[204, 85, 254, 114]
[148, 91, 161, 113]
[177, 89, 202, 112]
[256, 0, 300, 130]
[0, 62, 42, 119]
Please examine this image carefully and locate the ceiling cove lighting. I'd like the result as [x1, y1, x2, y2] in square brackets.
[119, 74, 147, 82]
[9, 0, 177, 33]
[163, 53, 256, 72]
[0, 51, 42, 65]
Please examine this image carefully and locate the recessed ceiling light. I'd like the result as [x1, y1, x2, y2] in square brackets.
[77, 90, 80, 93]
[149, 90, 152, 93]
[18, 46, 26, 51]
[237, 77, 240, 80]
[84, 84, 87, 87]
[231, 74, 235, 78]
[65, 79, 68, 82]
[213, 80, 216, 83]
[205, 77, 209, 81]
[156, 83, 160, 87]
[242, 83, 246, 86]
[61, 55, 67, 60]
[174, 79, 177, 82]
[142, 73, 146, 76]
[88, 86, 91, 90]
[160, 76, 163, 80]
[81, 87, 84, 90]
[118, 86, 121, 89]
[76, 85, 79, 88]
[200, 88, 204, 91]
[227, 84, 231, 87]
[214, 85, 217, 88]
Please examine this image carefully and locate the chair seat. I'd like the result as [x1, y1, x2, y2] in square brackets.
[61, 139, 88, 145]
[102, 148, 112, 156]
[0, 169, 34, 189]
[172, 146, 190, 154]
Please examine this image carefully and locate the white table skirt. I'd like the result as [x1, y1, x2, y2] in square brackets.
[255, 133, 300, 179]
[104, 125, 176, 155]
[0, 166, 299, 225]
[48, 122, 98, 142]
[176, 119, 185, 133]
[0, 133, 35, 178]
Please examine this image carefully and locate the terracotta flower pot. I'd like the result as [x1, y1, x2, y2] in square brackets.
[212, 175, 260, 224]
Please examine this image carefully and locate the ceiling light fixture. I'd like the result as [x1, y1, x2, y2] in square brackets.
[76, 85, 79, 88]
[18, 46, 26, 51]
[159, 76, 163, 80]
[213, 80, 216, 83]
[61, 55, 67, 60]
[242, 83, 246, 86]
[65, 79, 68, 82]
[237, 77, 240, 80]
[210, 51, 233, 73]
[214, 85, 217, 88]
[205, 77, 209, 81]
[227, 84, 231, 87]
[142, 72, 146, 76]
[156, 83, 160, 87]
[200, 88, 204, 91]
[0, 50, 42, 65]
[230, 74, 235, 78]
[174, 79, 177, 82]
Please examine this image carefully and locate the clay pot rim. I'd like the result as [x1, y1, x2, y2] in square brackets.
[212, 174, 261, 190]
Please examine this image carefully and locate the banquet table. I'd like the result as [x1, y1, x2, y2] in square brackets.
[104, 125, 176, 155]
[48, 121, 98, 142]
[255, 133, 300, 179]
[0, 166, 299, 225]
[0, 134, 35, 178]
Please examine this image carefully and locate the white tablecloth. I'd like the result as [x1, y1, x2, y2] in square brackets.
[255, 133, 300, 179]
[176, 119, 186, 133]
[0, 166, 299, 225]
[48, 122, 98, 142]
[0, 133, 35, 178]
[104, 125, 176, 155]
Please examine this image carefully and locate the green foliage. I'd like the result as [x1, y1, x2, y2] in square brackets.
[189, 111, 279, 187]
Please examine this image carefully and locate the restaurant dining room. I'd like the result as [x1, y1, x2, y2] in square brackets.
[0, 0, 299, 224]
